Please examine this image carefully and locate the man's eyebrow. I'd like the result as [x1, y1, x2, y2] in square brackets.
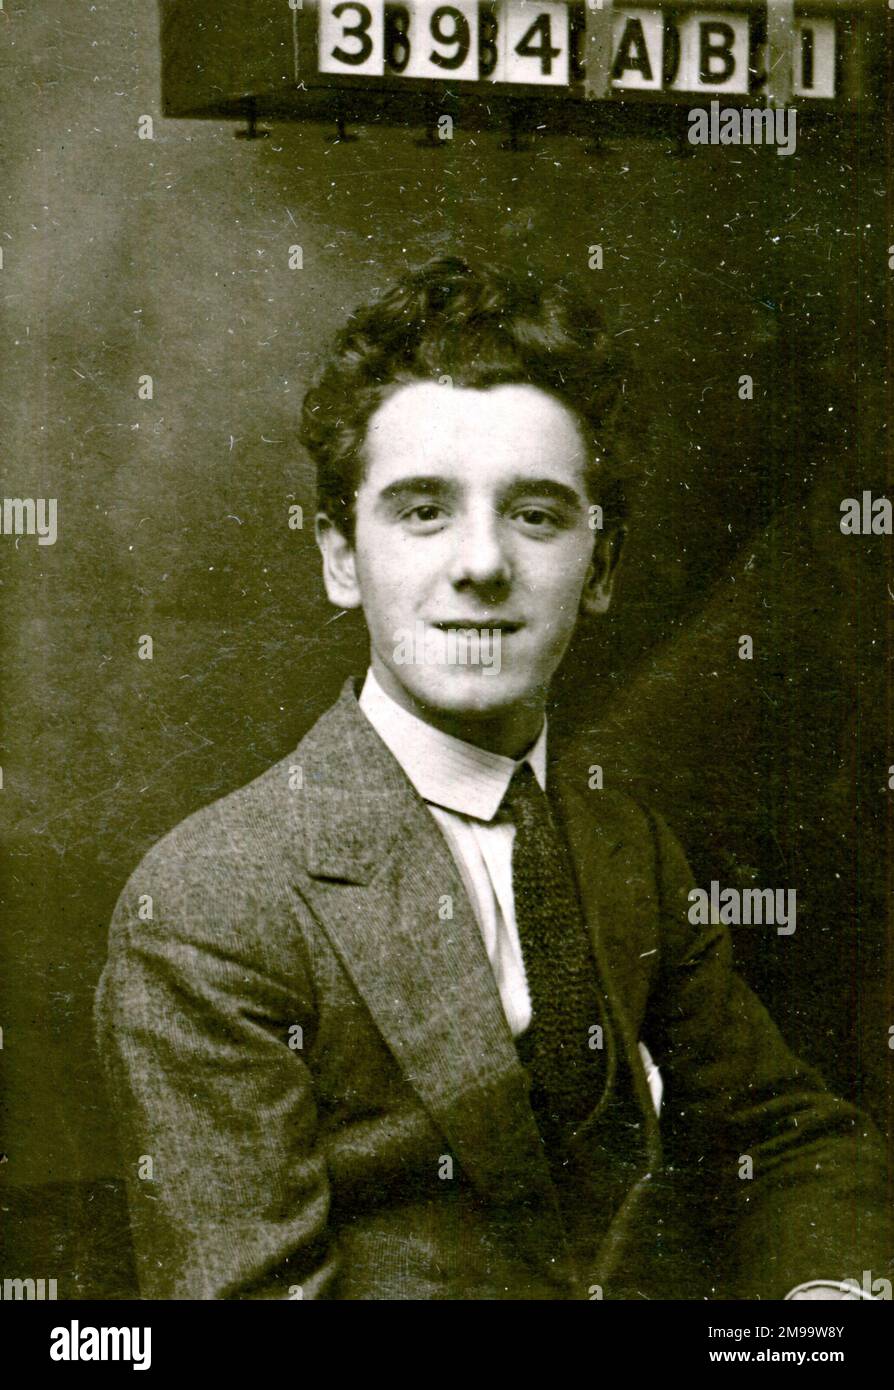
[376, 476, 457, 505]
[501, 478, 585, 510]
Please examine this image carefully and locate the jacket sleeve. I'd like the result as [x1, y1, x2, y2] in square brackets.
[94, 842, 337, 1300]
[643, 808, 893, 1300]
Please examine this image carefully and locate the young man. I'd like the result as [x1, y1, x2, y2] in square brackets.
[96, 257, 891, 1301]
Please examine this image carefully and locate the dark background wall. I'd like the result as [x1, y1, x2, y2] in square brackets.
[2, 2, 891, 1293]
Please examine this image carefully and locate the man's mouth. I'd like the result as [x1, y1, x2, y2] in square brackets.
[432, 620, 523, 634]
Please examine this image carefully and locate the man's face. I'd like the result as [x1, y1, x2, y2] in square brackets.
[317, 381, 620, 752]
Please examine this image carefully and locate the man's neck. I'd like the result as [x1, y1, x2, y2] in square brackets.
[368, 658, 547, 760]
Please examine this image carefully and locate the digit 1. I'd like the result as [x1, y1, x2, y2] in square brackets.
[800, 28, 814, 90]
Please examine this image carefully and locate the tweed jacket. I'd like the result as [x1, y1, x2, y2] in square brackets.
[95, 678, 892, 1300]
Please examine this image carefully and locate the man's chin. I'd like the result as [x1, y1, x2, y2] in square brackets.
[403, 669, 531, 720]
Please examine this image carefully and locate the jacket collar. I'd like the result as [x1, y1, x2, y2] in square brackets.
[294, 677, 412, 883]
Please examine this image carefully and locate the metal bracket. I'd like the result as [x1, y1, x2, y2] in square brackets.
[766, 0, 795, 107]
[583, 0, 616, 100]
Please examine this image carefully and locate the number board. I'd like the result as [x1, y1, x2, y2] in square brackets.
[316, 2, 838, 99]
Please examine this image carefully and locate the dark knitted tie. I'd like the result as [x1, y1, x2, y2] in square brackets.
[499, 762, 605, 1158]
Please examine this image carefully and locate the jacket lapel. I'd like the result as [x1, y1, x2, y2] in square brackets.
[292, 681, 572, 1287]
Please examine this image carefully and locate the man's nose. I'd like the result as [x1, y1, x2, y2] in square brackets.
[448, 511, 511, 590]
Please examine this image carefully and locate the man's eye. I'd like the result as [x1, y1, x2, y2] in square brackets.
[401, 504, 446, 526]
[516, 508, 559, 529]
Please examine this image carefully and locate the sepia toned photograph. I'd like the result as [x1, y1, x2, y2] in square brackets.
[2, 0, 893, 1348]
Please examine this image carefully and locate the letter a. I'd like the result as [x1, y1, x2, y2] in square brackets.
[50, 1328, 70, 1362]
[688, 109, 709, 146]
[688, 888, 708, 924]
[839, 498, 860, 534]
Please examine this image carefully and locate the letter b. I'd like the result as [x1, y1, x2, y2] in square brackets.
[699, 23, 736, 83]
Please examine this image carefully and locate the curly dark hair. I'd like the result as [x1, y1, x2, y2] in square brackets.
[299, 256, 635, 544]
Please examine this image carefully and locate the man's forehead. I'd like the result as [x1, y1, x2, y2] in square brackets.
[363, 380, 588, 472]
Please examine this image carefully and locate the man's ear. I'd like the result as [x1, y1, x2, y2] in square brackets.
[580, 524, 626, 617]
[315, 512, 362, 610]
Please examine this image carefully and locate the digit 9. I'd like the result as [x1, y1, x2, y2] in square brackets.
[429, 5, 471, 70]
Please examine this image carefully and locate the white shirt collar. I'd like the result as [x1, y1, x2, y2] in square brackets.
[358, 668, 548, 823]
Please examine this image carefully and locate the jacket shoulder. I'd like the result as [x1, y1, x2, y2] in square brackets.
[110, 697, 348, 937]
[552, 763, 677, 876]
